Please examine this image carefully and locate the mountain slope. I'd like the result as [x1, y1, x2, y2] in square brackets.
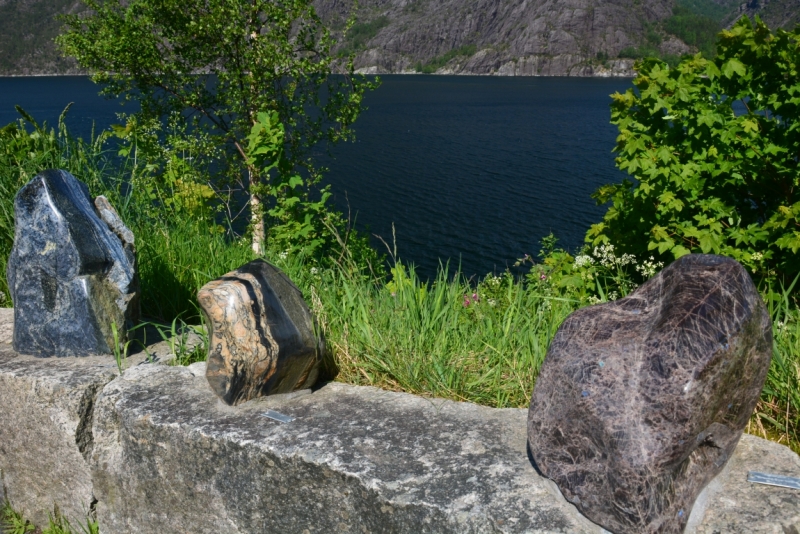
[0, 0, 796, 77]
[727, 0, 800, 30]
[0, 0, 84, 75]
[316, 0, 685, 76]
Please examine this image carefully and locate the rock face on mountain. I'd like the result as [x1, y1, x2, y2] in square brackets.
[315, 0, 680, 76]
[0, 0, 683, 77]
[727, 0, 800, 30]
[1, 0, 797, 76]
[0, 0, 84, 76]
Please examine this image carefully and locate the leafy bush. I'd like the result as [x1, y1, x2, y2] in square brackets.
[675, 0, 738, 22]
[589, 17, 800, 297]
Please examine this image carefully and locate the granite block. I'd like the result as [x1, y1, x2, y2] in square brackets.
[0, 308, 118, 526]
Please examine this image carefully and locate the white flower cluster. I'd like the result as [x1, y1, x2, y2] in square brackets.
[483, 274, 503, 289]
[635, 256, 665, 278]
[593, 244, 636, 269]
[279, 251, 289, 260]
[574, 255, 595, 268]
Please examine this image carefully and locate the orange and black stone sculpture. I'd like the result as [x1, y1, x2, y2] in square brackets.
[198, 259, 324, 406]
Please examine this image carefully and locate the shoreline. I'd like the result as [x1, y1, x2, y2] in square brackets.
[0, 71, 635, 79]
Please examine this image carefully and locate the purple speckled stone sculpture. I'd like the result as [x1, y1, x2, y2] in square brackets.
[527, 254, 772, 534]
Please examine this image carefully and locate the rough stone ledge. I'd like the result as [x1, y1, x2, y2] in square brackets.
[0, 308, 118, 527]
[0, 305, 799, 533]
[0, 308, 184, 527]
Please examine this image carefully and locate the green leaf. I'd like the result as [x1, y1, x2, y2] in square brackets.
[722, 58, 746, 78]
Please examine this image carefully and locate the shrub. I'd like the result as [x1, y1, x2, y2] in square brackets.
[589, 17, 800, 297]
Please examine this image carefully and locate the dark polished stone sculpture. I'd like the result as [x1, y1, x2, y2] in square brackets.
[7, 170, 139, 357]
[198, 259, 324, 406]
[527, 254, 772, 534]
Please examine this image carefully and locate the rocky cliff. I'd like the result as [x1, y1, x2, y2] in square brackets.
[727, 0, 800, 30]
[0, 0, 83, 76]
[0, 0, 796, 77]
[315, 0, 686, 76]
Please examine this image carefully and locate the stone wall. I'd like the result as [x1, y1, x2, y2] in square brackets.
[1, 308, 799, 533]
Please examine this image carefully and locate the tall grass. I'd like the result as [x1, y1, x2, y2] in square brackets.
[135, 220, 255, 321]
[308, 263, 573, 407]
[1, 500, 98, 534]
[0, 108, 257, 321]
[299, 257, 800, 453]
[750, 283, 800, 454]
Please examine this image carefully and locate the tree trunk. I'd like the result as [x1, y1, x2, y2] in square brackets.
[250, 167, 265, 255]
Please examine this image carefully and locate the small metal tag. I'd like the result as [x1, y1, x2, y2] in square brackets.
[261, 410, 295, 424]
[747, 471, 800, 490]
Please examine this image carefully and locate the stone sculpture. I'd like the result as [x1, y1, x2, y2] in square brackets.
[198, 259, 324, 405]
[527, 254, 772, 534]
[7, 169, 140, 357]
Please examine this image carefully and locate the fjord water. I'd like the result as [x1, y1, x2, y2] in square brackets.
[0, 75, 632, 280]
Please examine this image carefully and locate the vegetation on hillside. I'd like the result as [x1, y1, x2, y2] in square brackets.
[664, 5, 721, 57]
[336, 15, 390, 57]
[415, 44, 478, 73]
[618, 3, 724, 62]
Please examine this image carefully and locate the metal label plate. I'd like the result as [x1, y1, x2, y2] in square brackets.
[747, 471, 800, 490]
[261, 410, 295, 424]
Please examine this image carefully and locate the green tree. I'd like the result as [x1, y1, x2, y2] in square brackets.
[588, 17, 800, 291]
[57, 0, 374, 255]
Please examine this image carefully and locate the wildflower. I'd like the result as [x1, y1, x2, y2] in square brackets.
[310, 267, 319, 276]
[539, 273, 547, 281]
[752, 252, 763, 261]
[593, 244, 637, 269]
[471, 292, 479, 302]
[574, 255, 594, 268]
[484, 275, 502, 289]
[463, 296, 471, 307]
[488, 299, 497, 307]
[279, 251, 288, 260]
[635, 256, 664, 278]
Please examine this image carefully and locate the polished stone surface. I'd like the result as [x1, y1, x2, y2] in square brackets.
[198, 259, 323, 405]
[527, 254, 773, 534]
[7, 170, 139, 357]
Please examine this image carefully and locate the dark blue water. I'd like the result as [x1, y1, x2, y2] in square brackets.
[0, 75, 632, 280]
[0, 76, 135, 138]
